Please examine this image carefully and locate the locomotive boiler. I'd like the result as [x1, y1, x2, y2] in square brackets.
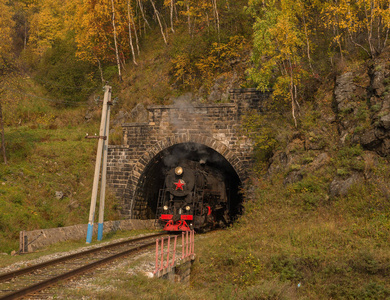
[156, 160, 231, 232]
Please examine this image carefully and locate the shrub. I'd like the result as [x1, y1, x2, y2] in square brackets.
[241, 111, 277, 170]
[336, 145, 365, 172]
[34, 36, 98, 106]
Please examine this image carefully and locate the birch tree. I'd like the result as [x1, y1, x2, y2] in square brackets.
[28, 0, 72, 55]
[212, 0, 220, 39]
[248, 0, 306, 127]
[150, 0, 168, 44]
[75, 0, 124, 80]
[110, 0, 122, 80]
[0, 0, 14, 164]
[127, 0, 138, 65]
[323, 0, 390, 58]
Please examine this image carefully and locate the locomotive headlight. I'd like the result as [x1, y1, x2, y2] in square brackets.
[185, 206, 191, 211]
[175, 166, 183, 176]
[163, 205, 168, 211]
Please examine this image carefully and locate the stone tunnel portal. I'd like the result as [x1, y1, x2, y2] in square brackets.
[133, 142, 243, 221]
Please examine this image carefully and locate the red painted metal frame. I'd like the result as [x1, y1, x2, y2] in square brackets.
[160, 214, 173, 220]
[181, 230, 194, 259]
[154, 230, 195, 275]
[160, 215, 193, 230]
[163, 220, 191, 231]
[207, 206, 212, 216]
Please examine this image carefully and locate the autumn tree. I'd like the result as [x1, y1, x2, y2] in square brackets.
[0, 0, 15, 164]
[10, 0, 35, 57]
[248, 0, 308, 127]
[27, 0, 75, 55]
[110, 0, 123, 81]
[75, 0, 134, 80]
[323, 0, 390, 58]
[127, 0, 138, 65]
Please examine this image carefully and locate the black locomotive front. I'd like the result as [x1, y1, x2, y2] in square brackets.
[157, 160, 230, 232]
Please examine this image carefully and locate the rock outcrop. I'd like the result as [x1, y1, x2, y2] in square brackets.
[331, 49, 390, 156]
[267, 48, 390, 199]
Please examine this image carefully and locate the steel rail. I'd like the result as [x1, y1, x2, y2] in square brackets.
[0, 233, 166, 300]
[0, 232, 164, 282]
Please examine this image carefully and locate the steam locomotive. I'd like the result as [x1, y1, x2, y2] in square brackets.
[156, 160, 231, 232]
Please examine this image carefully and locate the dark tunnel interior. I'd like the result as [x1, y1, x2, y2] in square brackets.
[135, 142, 243, 221]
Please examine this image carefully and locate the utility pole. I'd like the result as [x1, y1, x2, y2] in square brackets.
[86, 85, 112, 244]
[97, 89, 111, 241]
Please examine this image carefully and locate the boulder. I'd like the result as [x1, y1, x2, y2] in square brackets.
[371, 70, 385, 96]
[360, 129, 380, 149]
[55, 191, 64, 200]
[283, 171, 303, 185]
[329, 173, 362, 198]
[309, 153, 330, 171]
[267, 151, 289, 178]
[379, 113, 390, 130]
[333, 72, 356, 112]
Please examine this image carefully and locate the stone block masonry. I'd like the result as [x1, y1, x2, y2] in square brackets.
[107, 88, 269, 219]
[156, 255, 195, 284]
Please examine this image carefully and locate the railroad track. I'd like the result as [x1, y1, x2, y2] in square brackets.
[0, 232, 166, 300]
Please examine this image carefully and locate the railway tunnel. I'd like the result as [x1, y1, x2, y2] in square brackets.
[132, 142, 243, 220]
[107, 89, 270, 221]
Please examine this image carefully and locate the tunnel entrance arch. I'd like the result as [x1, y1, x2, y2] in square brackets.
[131, 142, 243, 220]
[123, 134, 247, 220]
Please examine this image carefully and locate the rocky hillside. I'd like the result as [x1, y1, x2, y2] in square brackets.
[265, 48, 390, 203]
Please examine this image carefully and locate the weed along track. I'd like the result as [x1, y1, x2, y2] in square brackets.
[0, 233, 166, 299]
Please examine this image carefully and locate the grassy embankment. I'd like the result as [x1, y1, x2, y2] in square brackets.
[0, 28, 181, 253]
[63, 108, 390, 299]
[0, 77, 121, 253]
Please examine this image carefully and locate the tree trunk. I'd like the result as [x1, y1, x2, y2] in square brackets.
[129, 5, 140, 55]
[212, 0, 220, 40]
[0, 101, 7, 165]
[170, 0, 175, 33]
[110, 0, 122, 81]
[137, 0, 151, 29]
[127, 0, 138, 65]
[288, 58, 298, 127]
[302, 13, 314, 74]
[187, 1, 191, 36]
[96, 56, 105, 83]
[150, 0, 168, 44]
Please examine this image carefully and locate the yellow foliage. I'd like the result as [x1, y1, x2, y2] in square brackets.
[171, 35, 245, 87]
[0, 0, 15, 66]
[322, 0, 390, 57]
[28, 0, 76, 55]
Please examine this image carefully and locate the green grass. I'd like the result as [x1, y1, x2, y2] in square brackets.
[0, 84, 121, 253]
[10, 172, 386, 299]
[0, 124, 97, 253]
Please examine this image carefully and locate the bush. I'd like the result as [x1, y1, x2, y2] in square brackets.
[34, 36, 98, 106]
[336, 145, 365, 172]
[241, 111, 277, 170]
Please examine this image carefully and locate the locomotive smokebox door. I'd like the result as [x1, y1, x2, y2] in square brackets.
[165, 166, 195, 197]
